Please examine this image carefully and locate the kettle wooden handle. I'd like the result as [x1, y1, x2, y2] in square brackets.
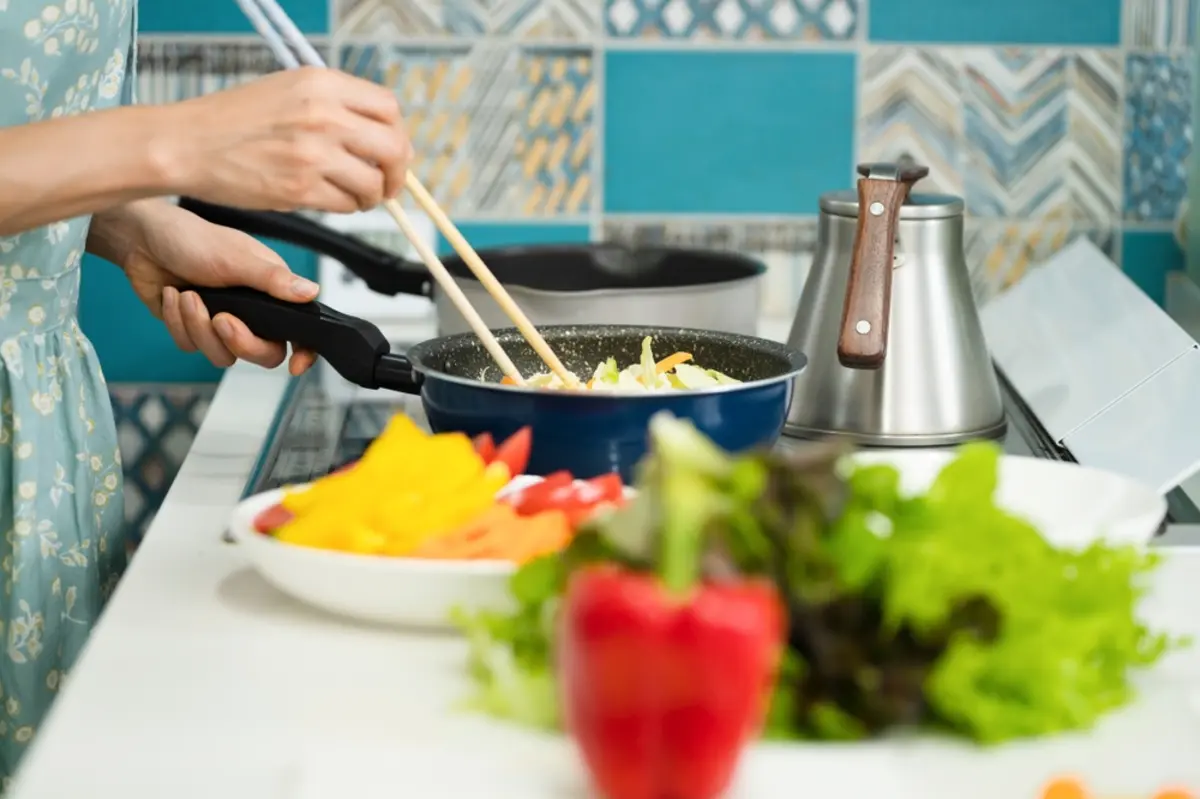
[836, 176, 916, 370]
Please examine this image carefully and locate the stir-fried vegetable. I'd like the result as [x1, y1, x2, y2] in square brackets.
[508, 336, 742, 392]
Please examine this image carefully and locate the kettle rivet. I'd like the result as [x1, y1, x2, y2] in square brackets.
[855, 320, 871, 335]
[868, 202, 885, 216]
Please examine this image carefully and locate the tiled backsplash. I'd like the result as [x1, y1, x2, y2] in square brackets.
[83, 0, 1196, 536]
[109, 384, 214, 539]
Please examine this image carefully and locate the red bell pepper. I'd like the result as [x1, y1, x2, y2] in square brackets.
[492, 426, 532, 476]
[471, 427, 532, 475]
[505, 472, 625, 526]
[558, 526, 784, 798]
[472, 432, 496, 463]
[253, 503, 292, 534]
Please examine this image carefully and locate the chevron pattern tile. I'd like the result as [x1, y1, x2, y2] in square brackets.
[604, 0, 859, 40]
[339, 44, 594, 215]
[1124, 53, 1192, 221]
[334, 0, 600, 38]
[336, 0, 445, 35]
[1122, 0, 1198, 48]
[962, 48, 1121, 223]
[966, 216, 1116, 304]
[858, 47, 965, 196]
[602, 220, 818, 319]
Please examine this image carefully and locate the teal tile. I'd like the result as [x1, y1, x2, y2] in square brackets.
[139, 0, 328, 33]
[438, 224, 592, 254]
[80, 256, 221, 383]
[869, 0, 1120, 44]
[604, 51, 856, 214]
[1121, 230, 1184, 307]
[80, 241, 316, 383]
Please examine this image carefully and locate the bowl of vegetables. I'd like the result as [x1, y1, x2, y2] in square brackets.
[227, 417, 630, 628]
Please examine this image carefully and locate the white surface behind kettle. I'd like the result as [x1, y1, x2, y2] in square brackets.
[982, 237, 1200, 494]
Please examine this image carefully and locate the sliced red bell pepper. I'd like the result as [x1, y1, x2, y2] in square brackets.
[504, 471, 574, 513]
[492, 426, 532, 476]
[472, 432, 496, 463]
[558, 498, 784, 799]
[253, 503, 293, 534]
[504, 471, 625, 526]
[576, 473, 624, 508]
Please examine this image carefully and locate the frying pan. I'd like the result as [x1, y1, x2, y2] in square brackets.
[192, 287, 807, 480]
[178, 198, 766, 336]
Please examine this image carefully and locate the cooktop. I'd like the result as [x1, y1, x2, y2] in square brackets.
[243, 352, 1200, 528]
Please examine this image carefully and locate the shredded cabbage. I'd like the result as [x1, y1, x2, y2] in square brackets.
[519, 336, 741, 393]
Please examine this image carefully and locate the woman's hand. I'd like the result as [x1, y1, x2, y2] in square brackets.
[94, 199, 319, 373]
[161, 67, 414, 214]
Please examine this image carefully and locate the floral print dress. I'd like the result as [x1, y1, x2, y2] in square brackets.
[0, 0, 133, 787]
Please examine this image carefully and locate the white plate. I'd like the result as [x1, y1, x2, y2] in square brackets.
[850, 450, 1167, 548]
[227, 475, 619, 629]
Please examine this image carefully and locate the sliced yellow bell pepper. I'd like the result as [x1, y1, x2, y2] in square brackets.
[376, 461, 511, 556]
[270, 414, 516, 557]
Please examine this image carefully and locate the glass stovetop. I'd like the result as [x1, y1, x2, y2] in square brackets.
[244, 351, 1200, 529]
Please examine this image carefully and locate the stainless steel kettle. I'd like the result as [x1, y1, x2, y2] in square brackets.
[784, 161, 1006, 446]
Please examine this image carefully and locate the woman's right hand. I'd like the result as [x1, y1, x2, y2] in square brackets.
[161, 67, 414, 214]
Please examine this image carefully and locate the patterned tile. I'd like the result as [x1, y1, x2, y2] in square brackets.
[1123, 0, 1198, 48]
[334, 0, 601, 39]
[340, 44, 595, 216]
[136, 41, 290, 103]
[109, 386, 214, 542]
[602, 220, 817, 319]
[966, 216, 1117, 304]
[604, 0, 859, 40]
[962, 49, 1121, 224]
[1124, 53, 1193, 222]
[857, 47, 964, 196]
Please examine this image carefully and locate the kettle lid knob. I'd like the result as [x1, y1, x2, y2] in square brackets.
[856, 160, 930, 183]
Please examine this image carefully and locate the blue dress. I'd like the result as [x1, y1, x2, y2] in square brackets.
[0, 0, 134, 786]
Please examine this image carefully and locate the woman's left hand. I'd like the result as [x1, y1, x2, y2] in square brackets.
[100, 200, 319, 374]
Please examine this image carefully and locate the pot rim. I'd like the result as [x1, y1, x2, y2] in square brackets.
[436, 273, 764, 299]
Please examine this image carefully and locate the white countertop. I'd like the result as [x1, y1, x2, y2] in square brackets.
[10, 353, 1200, 797]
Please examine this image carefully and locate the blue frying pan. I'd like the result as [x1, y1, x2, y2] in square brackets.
[193, 287, 808, 481]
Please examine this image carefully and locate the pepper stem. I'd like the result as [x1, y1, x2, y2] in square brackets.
[659, 470, 708, 595]
[647, 414, 733, 596]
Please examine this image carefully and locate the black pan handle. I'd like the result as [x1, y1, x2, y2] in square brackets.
[190, 286, 421, 393]
[178, 198, 432, 299]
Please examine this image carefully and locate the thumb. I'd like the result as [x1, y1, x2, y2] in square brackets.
[242, 256, 319, 303]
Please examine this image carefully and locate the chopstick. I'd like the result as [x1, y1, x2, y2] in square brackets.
[378, 198, 524, 382]
[234, 0, 582, 389]
[402, 176, 579, 387]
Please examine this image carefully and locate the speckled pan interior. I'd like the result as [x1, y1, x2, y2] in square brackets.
[406, 324, 806, 384]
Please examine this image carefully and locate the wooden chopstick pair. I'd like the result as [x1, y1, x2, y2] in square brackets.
[235, 0, 579, 388]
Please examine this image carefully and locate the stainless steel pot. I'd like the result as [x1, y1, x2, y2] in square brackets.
[179, 199, 766, 336]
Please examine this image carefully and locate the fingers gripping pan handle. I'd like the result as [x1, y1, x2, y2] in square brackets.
[192, 287, 415, 391]
[836, 162, 926, 370]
